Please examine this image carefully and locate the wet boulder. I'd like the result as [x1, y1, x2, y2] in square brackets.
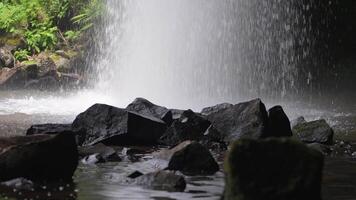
[72, 104, 167, 146]
[290, 116, 307, 129]
[205, 99, 268, 143]
[293, 119, 334, 145]
[126, 98, 172, 124]
[0, 67, 26, 89]
[160, 109, 211, 146]
[24, 76, 60, 90]
[167, 141, 219, 175]
[201, 103, 233, 116]
[135, 170, 186, 192]
[26, 124, 72, 135]
[265, 105, 292, 138]
[0, 133, 78, 182]
[224, 138, 324, 200]
[200, 125, 227, 151]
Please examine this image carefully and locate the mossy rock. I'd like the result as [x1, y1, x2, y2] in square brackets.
[21, 61, 39, 79]
[0, 34, 24, 49]
[293, 119, 334, 145]
[224, 138, 323, 200]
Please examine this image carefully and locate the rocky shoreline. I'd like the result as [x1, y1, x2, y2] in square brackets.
[0, 97, 346, 199]
[0, 35, 86, 91]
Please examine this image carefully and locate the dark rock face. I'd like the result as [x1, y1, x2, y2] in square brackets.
[265, 105, 293, 138]
[72, 104, 167, 146]
[126, 98, 171, 124]
[224, 138, 324, 200]
[0, 67, 26, 89]
[206, 99, 268, 143]
[167, 141, 219, 175]
[290, 116, 307, 129]
[160, 110, 211, 146]
[26, 124, 72, 135]
[135, 171, 186, 192]
[25, 76, 60, 90]
[201, 103, 234, 116]
[0, 133, 78, 182]
[293, 119, 334, 145]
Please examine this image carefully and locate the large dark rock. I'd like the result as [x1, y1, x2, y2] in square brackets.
[224, 138, 324, 200]
[293, 119, 334, 145]
[0, 133, 78, 182]
[26, 124, 72, 135]
[160, 110, 211, 146]
[126, 98, 171, 124]
[265, 105, 292, 138]
[0, 67, 26, 89]
[72, 104, 167, 146]
[201, 103, 233, 116]
[135, 170, 186, 192]
[205, 99, 268, 143]
[167, 141, 219, 175]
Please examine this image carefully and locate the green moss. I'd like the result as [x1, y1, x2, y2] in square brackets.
[22, 60, 38, 66]
[0, 34, 22, 47]
[49, 53, 62, 63]
[66, 50, 78, 58]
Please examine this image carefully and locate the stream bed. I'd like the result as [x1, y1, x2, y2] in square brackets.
[0, 92, 355, 200]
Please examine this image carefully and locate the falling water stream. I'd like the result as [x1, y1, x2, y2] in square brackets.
[0, 1, 356, 199]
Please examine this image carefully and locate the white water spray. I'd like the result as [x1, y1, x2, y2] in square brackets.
[93, 0, 311, 110]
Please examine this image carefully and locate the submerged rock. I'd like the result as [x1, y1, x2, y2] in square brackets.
[72, 104, 167, 146]
[167, 141, 219, 175]
[79, 143, 121, 164]
[224, 138, 323, 200]
[26, 124, 72, 135]
[128, 171, 144, 179]
[293, 119, 334, 145]
[205, 99, 268, 143]
[135, 170, 186, 192]
[81, 152, 121, 165]
[0, 133, 78, 182]
[160, 109, 211, 146]
[126, 98, 171, 124]
[265, 105, 293, 138]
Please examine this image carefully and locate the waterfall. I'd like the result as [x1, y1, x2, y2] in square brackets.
[91, 0, 319, 109]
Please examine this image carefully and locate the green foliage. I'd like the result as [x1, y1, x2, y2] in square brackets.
[0, 0, 104, 55]
[64, 30, 81, 42]
[14, 49, 30, 61]
[71, 0, 104, 31]
[25, 24, 58, 53]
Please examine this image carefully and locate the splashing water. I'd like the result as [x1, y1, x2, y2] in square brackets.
[92, 0, 317, 110]
[0, 0, 330, 115]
